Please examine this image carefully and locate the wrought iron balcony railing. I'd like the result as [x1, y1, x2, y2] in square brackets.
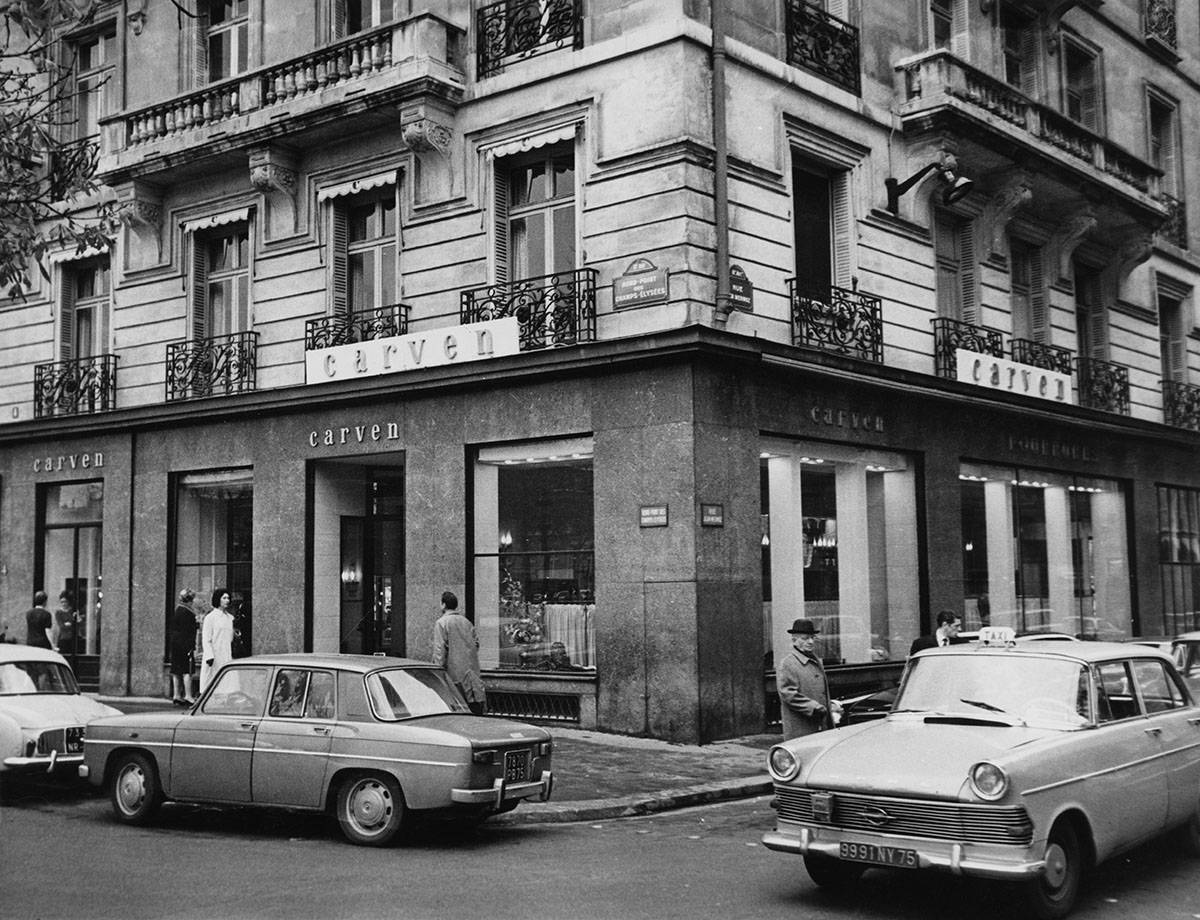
[1163, 379, 1200, 430]
[932, 317, 1004, 379]
[789, 280, 882, 362]
[1145, 0, 1178, 49]
[898, 52, 1161, 200]
[34, 355, 118, 418]
[1075, 356, 1130, 415]
[166, 332, 259, 402]
[1159, 193, 1188, 249]
[1010, 338, 1074, 376]
[460, 268, 596, 351]
[476, 0, 583, 79]
[305, 303, 411, 351]
[784, 0, 861, 96]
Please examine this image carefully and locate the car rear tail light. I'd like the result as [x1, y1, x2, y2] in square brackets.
[473, 749, 497, 765]
[538, 741, 551, 757]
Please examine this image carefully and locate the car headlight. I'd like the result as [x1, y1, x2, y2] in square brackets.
[969, 761, 1009, 800]
[768, 745, 800, 781]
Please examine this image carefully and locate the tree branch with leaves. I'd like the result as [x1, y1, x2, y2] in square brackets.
[0, 0, 119, 297]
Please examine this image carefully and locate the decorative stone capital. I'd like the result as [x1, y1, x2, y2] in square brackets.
[113, 180, 163, 266]
[248, 146, 298, 199]
[402, 117, 453, 155]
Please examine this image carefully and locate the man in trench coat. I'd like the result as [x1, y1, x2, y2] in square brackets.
[777, 618, 840, 740]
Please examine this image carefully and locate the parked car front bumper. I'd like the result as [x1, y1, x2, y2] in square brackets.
[451, 770, 553, 808]
[4, 750, 84, 772]
[762, 822, 1047, 880]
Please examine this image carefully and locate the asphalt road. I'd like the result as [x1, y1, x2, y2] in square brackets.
[2, 775, 1198, 920]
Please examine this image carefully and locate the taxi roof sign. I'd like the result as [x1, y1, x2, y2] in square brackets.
[977, 626, 1017, 647]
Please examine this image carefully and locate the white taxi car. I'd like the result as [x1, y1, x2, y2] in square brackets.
[763, 628, 1200, 919]
[0, 644, 121, 774]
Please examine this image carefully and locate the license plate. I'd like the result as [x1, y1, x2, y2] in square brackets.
[504, 749, 530, 782]
[839, 841, 919, 868]
[65, 727, 84, 753]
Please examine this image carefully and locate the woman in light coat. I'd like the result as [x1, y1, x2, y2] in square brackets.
[200, 588, 235, 691]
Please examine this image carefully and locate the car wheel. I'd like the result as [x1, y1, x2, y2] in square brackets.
[109, 752, 163, 825]
[336, 773, 405, 846]
[803, 854, 866, 889]
[1021, 821, 1085, 920]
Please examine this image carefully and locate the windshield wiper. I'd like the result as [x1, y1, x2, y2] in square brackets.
[959, 698, 1008, 714]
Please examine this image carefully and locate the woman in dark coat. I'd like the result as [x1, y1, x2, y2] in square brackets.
[170, 588, 198, 705]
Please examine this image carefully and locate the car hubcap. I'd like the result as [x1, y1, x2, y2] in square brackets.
[118, 766, 145, 813]
[1043, 842, 1067, 891]
[350, 781, 392, 833]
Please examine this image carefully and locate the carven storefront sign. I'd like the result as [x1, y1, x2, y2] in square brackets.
[955, 349, 1073, 404]
[33, 452, 104, 472]
[305, 317, 520, 385]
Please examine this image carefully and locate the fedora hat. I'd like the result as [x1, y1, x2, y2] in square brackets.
[787, 618, 819, 636]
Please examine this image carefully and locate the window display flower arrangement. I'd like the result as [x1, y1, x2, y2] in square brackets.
[500, 567, 544, 645]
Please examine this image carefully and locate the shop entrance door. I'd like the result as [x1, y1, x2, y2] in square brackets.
[338, 469, 405, 656]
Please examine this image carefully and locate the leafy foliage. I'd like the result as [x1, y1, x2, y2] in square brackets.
[0, 0, 119, 297]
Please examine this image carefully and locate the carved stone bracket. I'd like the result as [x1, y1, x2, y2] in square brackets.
[1111, 227, 1154, 287]
[979, 173, 1033, 259]
[1046, 209, 1097, 285]
[399, 101, 458, 204]
[114, 179, 163, 265]
[249, 145, 299, 238]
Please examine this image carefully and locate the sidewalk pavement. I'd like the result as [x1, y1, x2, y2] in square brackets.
[96, 696, 779, 825]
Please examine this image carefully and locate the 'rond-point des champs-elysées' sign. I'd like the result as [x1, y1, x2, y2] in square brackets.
[305, 317, 521, 385]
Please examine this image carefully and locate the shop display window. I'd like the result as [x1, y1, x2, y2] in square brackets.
[959, 463, 1130, 639]
[1158, 485, 1200, 634]
[38, 481, 104, 659]
[172, 469, 253, 658]
[761, 443, 919, 667]
[473, 438, 594, 672]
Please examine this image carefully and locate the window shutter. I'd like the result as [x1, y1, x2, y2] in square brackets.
[831, 171, 852, 288]
[1165, 299, 1187, 383]
[193, 4, 210, 88]
[958, 221, 978, 325]
[1019, 26, 1039, 99]
[826, 0, 849, 21]
[1088, 302, 1107, 357]
[332, 0, 347, 39]
[58, 269, 76, 362]
[1029, 248, 1049, 342]
[1161, 111, 1179, 195]
[330, 205, 348, 314]
[950, 0, 970, 58]
[1079, 59, 1097, 130]
[191, 235, 208, 340]
[494, 165, 510, 285]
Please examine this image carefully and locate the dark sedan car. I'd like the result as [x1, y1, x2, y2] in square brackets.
[81, 654, 553, 845]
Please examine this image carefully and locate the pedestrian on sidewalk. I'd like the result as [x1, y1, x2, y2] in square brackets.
[170, 588, 199, 705]
[778, 618, 840, 740]
[23, 591, 53, 649]
[52, 590, 78, 656]
[431, 590, 487, 715]
[200, 588, 235, 692]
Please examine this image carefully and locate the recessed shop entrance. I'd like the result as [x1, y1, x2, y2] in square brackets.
[310, 456, 405, 657]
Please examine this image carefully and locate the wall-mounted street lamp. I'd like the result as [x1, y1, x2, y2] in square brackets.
[885, 154, 975, 215]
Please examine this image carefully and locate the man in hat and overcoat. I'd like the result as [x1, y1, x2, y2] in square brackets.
[778, 618, 839, 740]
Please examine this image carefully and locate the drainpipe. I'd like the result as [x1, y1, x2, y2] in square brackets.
[710, 0, 732, 326]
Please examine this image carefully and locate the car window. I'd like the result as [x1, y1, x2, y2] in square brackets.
[338, 671, 373, 722]
[366, 667, 472, 721]
[203, 666, 270, 716]
[1131, 659, 1185, 714]
[269, 668, 310, 718]
[1095, 661, 1140, 722]
[0, 661, 77, 695]
[306, 671, 335, 719]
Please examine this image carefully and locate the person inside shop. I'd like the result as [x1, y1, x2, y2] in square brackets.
[777, 618, 840, 740]
[170, 588, 199, 706]
[200, 588, 235, 692]
[536, 641, 583, 671]
[52, 590, 78, 657]
[23, 591, 53, 650]
[909, 609, 964, 656]
[431, 590, 487, 715]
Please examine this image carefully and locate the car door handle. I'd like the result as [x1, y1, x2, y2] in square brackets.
[239, 722, 258, 731]
[312, 726, 331, 735]
[1188, 717, 1200, 726]
[1144, 726, 1163, 736]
